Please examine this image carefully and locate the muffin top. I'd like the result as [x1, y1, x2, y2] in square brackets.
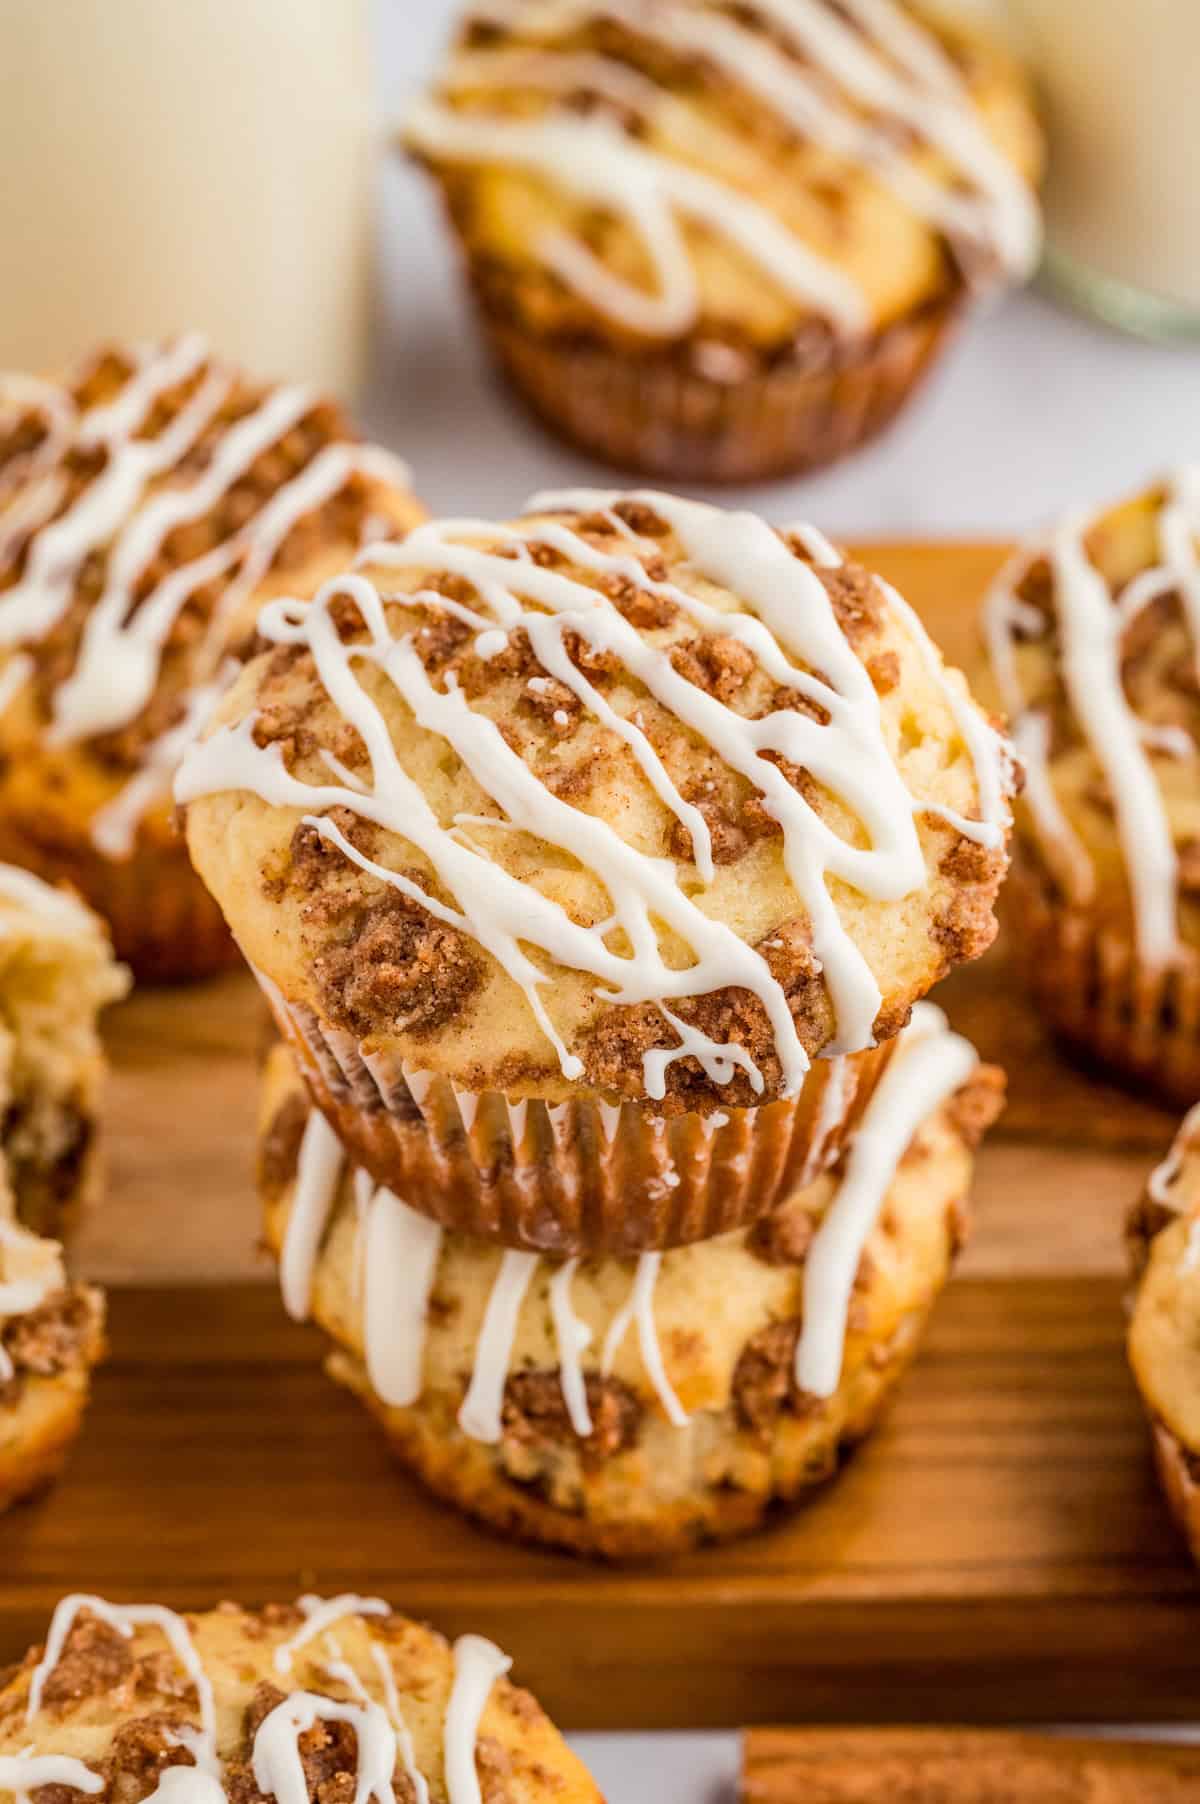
[985, 471, 1200, 970]
[1128, 1103, 1200, 1455]
[182, 491, 1013, 1111]
[405, 0, 1041, 354]
[0, 1594, 600, 1804]
[260, 1003, 1002, 1437]
[0, 338, 422, 857]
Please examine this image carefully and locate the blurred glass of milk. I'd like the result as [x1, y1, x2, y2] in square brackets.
[1011, 0, 1200, 338]
[0, 0, 373, 393]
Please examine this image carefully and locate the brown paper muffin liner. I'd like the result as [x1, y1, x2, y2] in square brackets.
[473, 290, 962, 485]
[0, 816, 239, 985]
[327, 1307, 930, 1561]
[263, 985, 894, 1255]
[1009, 855, 1200, 1109]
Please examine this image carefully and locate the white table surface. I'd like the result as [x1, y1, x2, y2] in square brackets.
[366, 7, 1200, 1797]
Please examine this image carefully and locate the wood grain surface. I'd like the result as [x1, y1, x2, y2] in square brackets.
[743, 1730, 1200, 1802]
[5, 542, 1197, 1731]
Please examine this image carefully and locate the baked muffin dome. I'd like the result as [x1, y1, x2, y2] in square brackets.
[1128, 1104, 1200, 1563]
[0, 1594, 600, 1804]
[404, 0, 1041, 481]
[259, 1007, 1003, 1556]
[985, 471, 1200, 1104]
[182, 490, 1013, 1249]
[0, 338, 423, 982]
[0, 1216, 104, 1513]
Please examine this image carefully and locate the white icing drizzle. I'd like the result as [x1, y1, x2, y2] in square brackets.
[1010, 710, 1094, 906]
[273, 1595, 389, 1675]
[986, 472, 1200, 968]
[457, 1250, 539, 1442]
[443, 1637, 512, 1804]
[600, 1250, 688, 1426]
[1148, 1102, 1200, 1209]
[0, 337, 410, 854]
[0, 861, 102, 936]
[0, 1756, 103, 1798]
[279, 1111, 344, 1322]
[253, 1692, 395, 1804]
[368, 1645, 430, 1804]
[798, 1054, 849, 1186]
[362, 1185, 443, 1408]
[26, 1596, 217, 1762]
[548, 1257, 594, 1436]
[0, 1219, 61, 1384]
[179, 491, 1007, 1095]
[89, 666, 234, 859]
[796, 1002, 977, 1398]
[409, 0, 1037, 338]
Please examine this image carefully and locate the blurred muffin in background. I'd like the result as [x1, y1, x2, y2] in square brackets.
[404, 0, 1042, 483]
[0, 337, 423, 982]
[1128, 1102, 1200, 1563]
[985, 471, 1200, 1105]
[181, 489, 1014, 1253]
[258, 1010, 1003, 1557]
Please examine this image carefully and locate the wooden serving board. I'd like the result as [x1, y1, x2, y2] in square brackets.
[5, 543, 1199, 1732]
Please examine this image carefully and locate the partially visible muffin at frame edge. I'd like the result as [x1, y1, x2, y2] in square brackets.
[0, 1215, 104, 1513]
[403, 0, 1042, 484]
[0, 1593, 602, 1804]
[180, 491, 1015, 1254]
[0, 863, 128, 1238]
[1127, 1103, 1200, 1563]
[0, 337, 424, 983]
[259, 1007, 1003, 1558]
[985, 471, 1200, 1106]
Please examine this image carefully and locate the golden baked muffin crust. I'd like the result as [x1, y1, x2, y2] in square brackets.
[0, 339, 423, 981]
[986, 471, 1200, 1105]
[258, 1008, 1002, 1557]
[404, 0, 1041, 479]
[181, 491, 1013, 1249]
[0, 1595, 601, 1804]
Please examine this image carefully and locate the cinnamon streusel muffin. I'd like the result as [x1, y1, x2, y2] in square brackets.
[0, 338, 423, 981]
[404, 0, 1042, 483]
[0, 1216, 104, 1513]
[986, 471, 1200, 1105]
[259, 1006, 1003, 1557]
[0, 863, 128, 1237]
[181, 491, 1014, 1252]
[1127, 1103, 1200, 1562]
[0, 1593, 600, 1803]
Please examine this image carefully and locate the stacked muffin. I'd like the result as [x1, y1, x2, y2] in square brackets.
[181, 489, 1012, 1554]
[404, 0, 1042, 482]
[0, 337, 423, 981]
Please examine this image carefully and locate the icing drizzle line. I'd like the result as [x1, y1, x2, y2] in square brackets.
[10, 1592, 511, 1804]
[179, 490, 1008, 1099]
[278, 1002, 979, 1435]
[0, 337, 410, 857]
[985, 470, 1200, 968]
[406, 0, 1038, 338]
